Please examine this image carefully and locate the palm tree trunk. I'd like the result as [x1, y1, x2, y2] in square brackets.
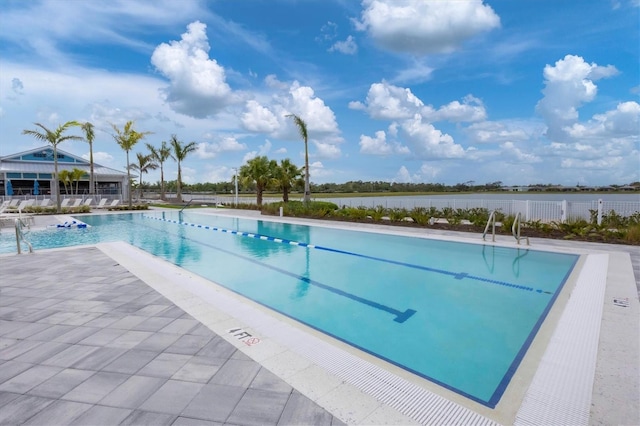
[304, 140, 310, 204]
[257, 186, 263, 207]
[160, 164, 165, 201]
[126, 150, 132, 208]
[283, 186, 289, 202]
[177, 163, 182, 203]
[53, 145, 61, 213]
[89, 142, 94, 195]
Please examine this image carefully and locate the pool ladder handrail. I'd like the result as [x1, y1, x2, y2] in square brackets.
[512, 212, 530, 245]
[15, 217, 34, 254]
[482, 210, 497, 242]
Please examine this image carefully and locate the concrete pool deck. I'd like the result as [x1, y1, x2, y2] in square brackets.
[0, 208, 638, 425]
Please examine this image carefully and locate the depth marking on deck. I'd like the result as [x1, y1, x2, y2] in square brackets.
[144, 214, 551, 295]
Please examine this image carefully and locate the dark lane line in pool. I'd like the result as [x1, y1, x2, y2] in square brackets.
[144, 215, 551, 295]
[138, 216, 417, 323]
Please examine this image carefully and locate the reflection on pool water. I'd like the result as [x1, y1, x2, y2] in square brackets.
[1, 211, 579, 407]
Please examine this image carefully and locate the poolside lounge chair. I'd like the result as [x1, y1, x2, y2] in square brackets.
[83, 199, 93, 207]
[94, 198, 109, 209]
[107, 199, 120, 208]
[40, 199, 51, 207]
[61, 198, 71, 208]
[0, 200, 10, 214]
[17, 200, 32, 212]
[8, 199, 20, 207]
[70, 199, 82, 208]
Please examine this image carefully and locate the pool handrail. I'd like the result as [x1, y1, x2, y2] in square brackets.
[482, 210, 497, 242]
[14, 217, 33, 254]
[512, 212, 530, 245]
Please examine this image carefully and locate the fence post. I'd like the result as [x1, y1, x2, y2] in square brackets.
[525, 200, 530, 221]
[597, 199, 603, 225]
[561, 200, 567, 223]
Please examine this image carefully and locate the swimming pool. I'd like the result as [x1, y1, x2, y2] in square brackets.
[0, 211, 578, 407]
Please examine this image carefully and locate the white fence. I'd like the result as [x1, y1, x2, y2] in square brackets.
[211, 195, 639, 225]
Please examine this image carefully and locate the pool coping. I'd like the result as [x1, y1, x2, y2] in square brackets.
[4, 209, 639, 425]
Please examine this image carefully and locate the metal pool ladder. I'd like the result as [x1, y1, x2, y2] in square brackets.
[483, 210, 530, 245]
[15, 217, 34, 254]
[513, 212, 530, 245]
[482, 210, 497, 242]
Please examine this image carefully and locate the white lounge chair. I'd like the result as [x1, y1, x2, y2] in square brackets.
[83, 199, 93, 207]
[70, 199, 82, 208]
[17, 200, 32, 212]
[108, 199, 120, 208]
[0, 200, 10, 214]
[8, 199, 20, 207]
[95, 198, 108, 209]
[61, 198, 71, 208]
[40, 199, 51, 207]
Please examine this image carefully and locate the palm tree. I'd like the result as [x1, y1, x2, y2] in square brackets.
[169, 135, 198, 203]
[80, 122, 96, 195]
[286, 114, 310, 204]
[22, 121, 82, 212]
[130, 152, 158, 200]
[111, 121, 152, 208]
[146, 140, 173, 200]
[69, 168, 86, 195]
[239, 156, 276, 207]
[274, 158, 302, 202]
[58, 169, 72, 196]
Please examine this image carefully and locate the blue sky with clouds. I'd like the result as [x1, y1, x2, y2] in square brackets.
[1, 0, 638, 186]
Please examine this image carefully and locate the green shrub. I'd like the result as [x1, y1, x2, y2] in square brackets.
[622, 223, 640, 244]
[334, 206, 368, 220]
[501, 215, 516, 234]
[367, 205, 387, 221]
[261, 200, 338, 218]
[409, 207, 431, 226]
[389, 208, 409, 222]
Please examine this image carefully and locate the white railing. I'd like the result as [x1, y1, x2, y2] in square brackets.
[155, 194, 640, 225]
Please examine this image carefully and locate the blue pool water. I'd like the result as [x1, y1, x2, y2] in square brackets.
[0, 212, 578, 407]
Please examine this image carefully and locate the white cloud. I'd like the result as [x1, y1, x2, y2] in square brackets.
[419, 163, 441, 180]
[466, 120, 533, 144]
[313, 141, 341, 159]
[561, 157, 623, 170]
[401, 114, 465, 159]
[500, 141, 541, 163]
[329, 35, 358, 55]
[351, 81, 424, 120]
[359, 130, 408, 155]
[425, 95, 487, 123]
[151, 21, 241, 118]
[353, 81, 485, 123]
[86, 151, 114, 165]
[241, 139, 272, 164]
[197, 136, 247, 159]
[394, 166, 412, 183]
[356, 0, 500, 54]
[287, 82, 339, 134]
[309, 161, 333, 179]
[274, 147, 287, 154]
[241, 100, 280, 133]
[564, 101, 640, 139]
[393, 61, 435, 84]
[360, 130, 392, 155]
[536, 54, 618, 140]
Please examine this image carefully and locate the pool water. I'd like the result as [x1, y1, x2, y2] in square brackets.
[0, 212, 578, 407]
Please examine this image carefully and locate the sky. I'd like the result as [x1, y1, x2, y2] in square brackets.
[0, 0, 639, 187]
